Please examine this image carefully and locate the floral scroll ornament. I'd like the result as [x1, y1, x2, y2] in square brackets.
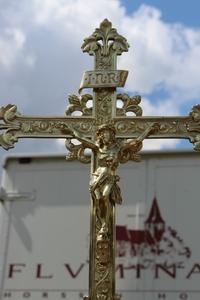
[187, 105, 200, 151]
[116, 94, 143, 116]
[81, 19, 129, 57]
[0, 104, 20, 150]
[65, 94, 93, 163]
[65, 94, 93, 116]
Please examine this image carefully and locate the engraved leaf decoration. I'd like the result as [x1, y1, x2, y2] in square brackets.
[189, 104, 200, 121]
[0, 133, 18, 150]
[82, 19, 129, 56]
[0, 104, 20, 150]
[66, 94, 93, 116]
[187, 105, 200, 151]
[0, 104, 19, 122]
[81, 37, 99, 55]
[111, 35, 130, 55]
[116, 94, 143, 116]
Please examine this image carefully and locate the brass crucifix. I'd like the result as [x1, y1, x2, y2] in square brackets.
[1, 19, 200, 300]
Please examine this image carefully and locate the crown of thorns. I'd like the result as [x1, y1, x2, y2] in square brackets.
[96, 124, 116, 136]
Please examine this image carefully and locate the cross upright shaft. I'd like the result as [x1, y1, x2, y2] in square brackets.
[80, 19, 130, 300]
[1, 19, 200, 300]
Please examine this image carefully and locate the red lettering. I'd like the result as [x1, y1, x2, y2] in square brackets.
[8, 263, 26, 278]
[64, 264, 84, 278]
[36, 264, 53, 279]
[155, 264, 176, 279]
[124, 264, 144, 278]
[115, 264, 124, 278]
[187, 263, 200, 278]
[135, 264, 144, 278]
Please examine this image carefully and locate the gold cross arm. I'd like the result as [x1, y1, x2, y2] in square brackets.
[0, 103, 95, 150]
[113, 102, 200, 151]
[1, 101, 200, 152]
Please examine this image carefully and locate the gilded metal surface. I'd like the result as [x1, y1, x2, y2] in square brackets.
[65, 94, 93, 116]
[1, 19, 200, 300]
[116, 94, 143, 116]
[68, 123, 157, 300]
[79, 70, 128, 92]
[81, 19, 129, 59]
[0, 104, 95, 150]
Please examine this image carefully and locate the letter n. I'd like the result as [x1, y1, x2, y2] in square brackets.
[155, 264, 176, 279]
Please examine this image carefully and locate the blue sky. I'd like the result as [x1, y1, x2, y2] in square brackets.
[1, 0, 200, 161]
[121, 0, 200, 149]
[122, 0, 200, 27]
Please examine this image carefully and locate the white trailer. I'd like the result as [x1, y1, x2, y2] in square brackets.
[0, 151, 200, 300]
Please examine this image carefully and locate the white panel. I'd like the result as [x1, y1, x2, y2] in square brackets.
[1, 153, 200, 300]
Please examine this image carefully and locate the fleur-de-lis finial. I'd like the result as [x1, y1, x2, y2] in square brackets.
[81, 19, 129, 56]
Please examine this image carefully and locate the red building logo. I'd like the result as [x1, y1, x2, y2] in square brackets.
[116, 197, 191, 267]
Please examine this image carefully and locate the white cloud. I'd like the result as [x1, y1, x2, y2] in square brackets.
[142, 97, 179, 116]
[119, 4, 200, 103]
[143, 138, 179, 150]
[0, 28, 25, 69]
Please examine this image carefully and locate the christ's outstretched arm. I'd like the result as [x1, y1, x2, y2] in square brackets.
[121, 123, 159, 152]
[67, 127, 98, 151]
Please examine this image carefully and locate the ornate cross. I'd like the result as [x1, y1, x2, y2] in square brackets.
[1, 19, 200, 300]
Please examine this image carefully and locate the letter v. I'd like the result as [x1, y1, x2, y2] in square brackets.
[64, 264, 85, 278]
